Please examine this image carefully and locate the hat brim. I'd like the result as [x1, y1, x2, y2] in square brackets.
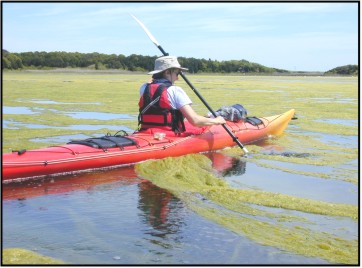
[148, 67, 188, 75]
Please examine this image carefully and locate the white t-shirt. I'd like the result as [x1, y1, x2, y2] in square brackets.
[139, 81, 192, 110]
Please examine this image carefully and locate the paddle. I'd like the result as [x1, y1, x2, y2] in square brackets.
[131, 14, 248, 154]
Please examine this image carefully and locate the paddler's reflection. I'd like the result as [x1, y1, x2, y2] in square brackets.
[136, 153, 246, 237]
[137, 181, 183, 236]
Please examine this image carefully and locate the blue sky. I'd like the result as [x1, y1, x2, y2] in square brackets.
[2, 2, 359, 72]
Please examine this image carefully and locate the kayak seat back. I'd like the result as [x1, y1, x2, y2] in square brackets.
[67, 136, 137, 150]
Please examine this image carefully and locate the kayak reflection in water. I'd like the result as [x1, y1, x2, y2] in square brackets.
[206, 152, 247, 177]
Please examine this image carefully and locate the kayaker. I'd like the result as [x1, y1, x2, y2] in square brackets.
[139, 56, 226, 134]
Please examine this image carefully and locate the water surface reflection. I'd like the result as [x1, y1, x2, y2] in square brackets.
[1, 152, 341, 264]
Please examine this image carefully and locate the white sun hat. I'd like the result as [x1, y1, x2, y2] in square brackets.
[148, 56, 188, 75]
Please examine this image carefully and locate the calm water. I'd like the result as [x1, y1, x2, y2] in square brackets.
[3, 157, 332, 265]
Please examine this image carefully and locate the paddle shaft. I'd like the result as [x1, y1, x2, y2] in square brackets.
[179, 72, 248, 153]
[132, 15, 248, 154]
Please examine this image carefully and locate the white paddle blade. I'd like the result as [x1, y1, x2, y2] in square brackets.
[130, 14, 160, 47]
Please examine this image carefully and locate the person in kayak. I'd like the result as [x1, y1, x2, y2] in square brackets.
[138, 56, 226, 134]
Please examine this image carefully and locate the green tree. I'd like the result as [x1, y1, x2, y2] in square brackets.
[325, 65, 358, 75]
[2, 56, 11, 69]
[4, 53, 23, 69]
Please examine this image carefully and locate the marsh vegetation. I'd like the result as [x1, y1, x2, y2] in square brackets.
[2, 70, 358, 264]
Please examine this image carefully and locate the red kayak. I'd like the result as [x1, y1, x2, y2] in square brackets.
[2, 109, 295, 182]
[2, 152, 239, 201]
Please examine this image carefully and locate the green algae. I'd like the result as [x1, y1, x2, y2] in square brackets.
[194, 204, 358, 265]
[2, 248, 65, 265]
[2, 71, 142, 153]
[3, 72, 358, 264]
[207, 188, 357, 220]
[2, 72, 358, 155]
[223, 130, 358, 185]
[135, 154, 358, 264]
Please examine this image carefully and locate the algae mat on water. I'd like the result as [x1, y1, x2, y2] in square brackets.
[2, 72, 358, 156]
[135, 154, 358, 264]
[2, 71, 143, 153]
[2, 248, 65, 264]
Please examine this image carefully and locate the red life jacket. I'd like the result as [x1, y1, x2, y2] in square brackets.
[138, 82, 185, 133]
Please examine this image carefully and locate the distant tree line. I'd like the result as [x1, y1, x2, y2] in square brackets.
[2, 50, 288, 74]
[325, 65, 358, 75]
[3, 50, 358, 75]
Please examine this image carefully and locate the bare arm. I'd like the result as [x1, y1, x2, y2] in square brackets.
[179, 104, 226, 127]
